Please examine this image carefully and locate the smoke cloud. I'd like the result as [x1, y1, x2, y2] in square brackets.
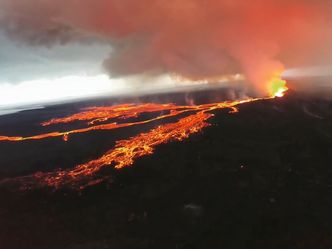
[1, 0, 331, 95]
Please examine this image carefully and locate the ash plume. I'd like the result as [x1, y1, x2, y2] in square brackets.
[1, 0, 331, 95]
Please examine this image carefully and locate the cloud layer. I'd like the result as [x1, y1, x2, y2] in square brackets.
[1, 0, 332, 94]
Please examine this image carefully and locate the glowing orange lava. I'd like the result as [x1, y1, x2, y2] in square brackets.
[267, 73, 289, 98]
[0, 86, 287, 190]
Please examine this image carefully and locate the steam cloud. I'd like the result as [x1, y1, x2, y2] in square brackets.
[1, 0, 332, 95]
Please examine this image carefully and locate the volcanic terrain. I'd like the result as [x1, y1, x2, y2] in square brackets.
[0, 90, 331, 249]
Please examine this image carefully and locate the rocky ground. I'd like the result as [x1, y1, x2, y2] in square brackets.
[0, 91, 331, 249]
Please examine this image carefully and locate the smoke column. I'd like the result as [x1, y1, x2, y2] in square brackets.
[1, 0, 332, 95]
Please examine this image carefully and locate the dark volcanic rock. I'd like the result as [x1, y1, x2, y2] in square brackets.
[0, 92, 331, 249]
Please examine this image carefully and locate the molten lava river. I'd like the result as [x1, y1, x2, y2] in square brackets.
[0, 82, 287, 190]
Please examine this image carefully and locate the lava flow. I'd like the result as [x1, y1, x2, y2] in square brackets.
[0, 79, 288, 190]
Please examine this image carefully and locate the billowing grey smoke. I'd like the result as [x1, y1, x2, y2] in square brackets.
[1, 0, 332, 95]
